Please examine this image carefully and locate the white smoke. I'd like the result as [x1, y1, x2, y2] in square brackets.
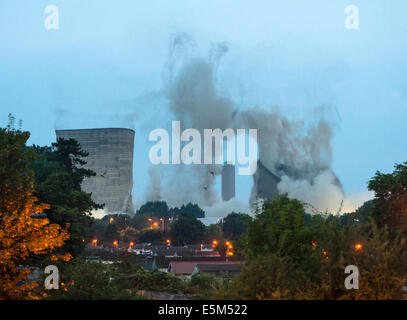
[146, 166, 162, 202]
[202, 198, 251, 217]
[278, 171, 373, 214]
[157, 36, 236, 207]
[145, 34, 366, 216]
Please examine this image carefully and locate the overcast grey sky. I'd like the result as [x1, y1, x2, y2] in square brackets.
[1, 0, 406, 210]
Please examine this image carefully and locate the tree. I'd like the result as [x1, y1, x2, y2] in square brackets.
[48, 137, 96, 190]
[102, 214, 131, 230]
[228, 195, 323, 299]
[169, 213, 205, 245]
[204, 223, 223, 243]
[170, 202, 205, 218]
[222, 212, 251, 240]
[137, 201, 170, 219]
[103, 223, 120, 246]
[368, 161, 407, 235]
[44, 259, 140, 300]
[131, 213, 149, 230]
[0, 117, 70, 299]
[120, 227, 138, 244]
[214, 194, 407, 300]
[30, 138, 104, 256]
[136, 229, 166, 245]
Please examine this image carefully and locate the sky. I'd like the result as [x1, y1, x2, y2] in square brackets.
[1, 0, 406, 211]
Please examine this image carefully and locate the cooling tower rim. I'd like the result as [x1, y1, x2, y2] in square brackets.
[56, 127, 135, 134]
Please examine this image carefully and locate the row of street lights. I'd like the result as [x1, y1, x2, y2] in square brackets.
[90, 239, 136, 249]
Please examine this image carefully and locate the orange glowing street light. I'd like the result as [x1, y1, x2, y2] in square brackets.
[92, 239, 98, 247]
[129, 242, 134, 247]
[227, 251, 234, 257]
[354, 243, 363, 251]
[153, 222, 159, 227]
[166, 239, 171, 245]
[225, 241, 231, 246]
[109, 217, 114, 223]
[113, 240, 118, 248]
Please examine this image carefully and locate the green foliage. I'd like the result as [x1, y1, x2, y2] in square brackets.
[137, 201, 170, 218]
[30, 138, 104, 256]
[190, 273, 218, 298]
[204, 224, 223, 243]
[169, 213, 205, 245]
[102, 214, 131, 229]
[103, 223, 120, 245]
[170, 202, 205, 218]
[368, 161, 407, 235]
[136, 229, 166, 245]
[0, 118, 35, 215]
[44, 259, 143, 300]
[131, 213, 150, 230]
[222, 212, 251, 240]
[120, 227, 138, 244]
[214, 194, 407, 300]
[112, 253, 186, 294]
[135, 201, 205, 219]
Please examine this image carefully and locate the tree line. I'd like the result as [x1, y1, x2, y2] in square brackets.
[2, 114, 407, 299]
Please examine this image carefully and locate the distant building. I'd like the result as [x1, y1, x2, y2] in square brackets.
[55, 128, 135, 214]
[221, 162, 235, 201]
[168, 261, 243, 277]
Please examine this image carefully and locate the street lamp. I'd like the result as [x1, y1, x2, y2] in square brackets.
[109, 217, 114, 223]
[354, 243, 363, 251]
[92, 239, 98, 247]
[113, 240, 118, 248]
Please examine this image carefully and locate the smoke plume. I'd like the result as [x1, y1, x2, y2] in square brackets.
[148, 34, 358, 215]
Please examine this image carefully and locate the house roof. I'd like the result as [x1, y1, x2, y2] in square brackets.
[168, 261, 243, 275]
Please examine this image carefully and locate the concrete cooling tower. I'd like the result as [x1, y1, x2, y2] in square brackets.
[55, 128, 135, 214]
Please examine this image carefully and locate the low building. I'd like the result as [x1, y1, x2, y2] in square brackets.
[168, 261, 243, 277]
[191, 263, 243, 278]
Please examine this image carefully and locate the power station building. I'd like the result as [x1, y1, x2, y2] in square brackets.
[55, 128, 135, 214]
[221, 163, 235, 201]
